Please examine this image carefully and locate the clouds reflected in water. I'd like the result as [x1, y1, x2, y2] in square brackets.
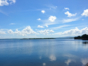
[65, 59, 75, 66]
[43, 63, 46, 66]
[81, 58, 88, 66]
[49, 55, 56, 61]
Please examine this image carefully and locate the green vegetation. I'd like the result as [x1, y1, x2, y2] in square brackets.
[74, 34, 88, 40]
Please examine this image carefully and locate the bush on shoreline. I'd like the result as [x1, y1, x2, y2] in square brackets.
[74, 34, 88, 40]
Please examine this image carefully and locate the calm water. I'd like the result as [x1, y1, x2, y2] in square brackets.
[0, 39, 88, 66]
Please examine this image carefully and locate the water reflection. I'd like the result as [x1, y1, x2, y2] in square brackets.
[0, 39, 88, 66]
[64, 54, 77, 66]
[49, 55, 56, 61]
[39, 56, 42, 59]
[63, 54, 77, 58]
[83, 42, 88, 44]
[65, 59, 75, 66]
[43, 63, 46, 66]
[81, 58, 88, 66]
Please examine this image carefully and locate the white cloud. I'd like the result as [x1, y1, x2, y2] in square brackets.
[81, 9, 88, 17]
[45, 25, 48, 27]
[10, 23, 15, 25]
[65, 11, 77, 17]
[52, 25, 70, 30]
[41, 19, 57, 28]
[0, 0, 16, 6]
[0, 0, 9, 6]
[44, 21, 56, 27]
[81, 58, 88, 65]
[41, 10, 45, 14]
[0, 30, 6, 34]
[56, 27, 88, 36]
[0, 10, 8, 15]
[8, 29, 14, 34]
[50, 30, 54, 32]
[37, 18, 41, 21]
[63, 18, 79, 23]
[40, 16, 78, 28]
[49, 55, 56, 61]
[48, 5, 57, 9]
[36, 25, 69, 35]
[9, 0, 16, 4]
[38, 29, 54, 35]
[8, 26, 37, 36]
[37, 25, 44, 28]
[64, 8, 69, 10]
[49, 16, 57, 22]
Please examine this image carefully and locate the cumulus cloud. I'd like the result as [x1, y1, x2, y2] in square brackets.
[9, 0, 16, 4]
[0, 0, 16, 6]
[56, 27, 88, 36]
[0, 0, 9, 6]
[65, 11, 77, 17]
[0, 30, 6, 34]
[50, 30, 54, 32]
[63, 18, 79, 23]
[39, 17, 78, 28]
[64, 8, 69, 10]
[8, 26, 37, 36]
[49, 55, 56, 61]
[49, 16, 57, 22]
[8, 29, 14, 34]
[81, 9, 88, 17]
[37, 18, 41, 21]
[37, 17, 57, 28]
[38, 29, 54, 35]
[37, 25, 44, 28]
[41, 10, 45, 14]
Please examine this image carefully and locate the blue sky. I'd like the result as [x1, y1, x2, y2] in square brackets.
[0, 0, 88, 38]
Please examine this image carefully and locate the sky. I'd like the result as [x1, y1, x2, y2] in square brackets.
[0, 0, 88, 38]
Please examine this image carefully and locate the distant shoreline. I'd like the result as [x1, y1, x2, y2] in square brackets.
[0, 37, 73, 40]
[21, 38, 55, 40]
